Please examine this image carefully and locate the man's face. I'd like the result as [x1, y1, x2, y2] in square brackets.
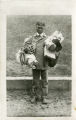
[36, 27, 43, 34]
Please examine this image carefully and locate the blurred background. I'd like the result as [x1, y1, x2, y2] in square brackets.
[6, 15, 72, 77]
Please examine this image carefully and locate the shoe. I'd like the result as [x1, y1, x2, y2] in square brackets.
[30, 96, 36, 103]
[41, 97, 48, 104]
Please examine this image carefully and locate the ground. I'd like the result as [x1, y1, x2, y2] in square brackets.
[7, 89, 71, 117]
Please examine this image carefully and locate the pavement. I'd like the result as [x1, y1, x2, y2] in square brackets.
[7, 89, 71, 117]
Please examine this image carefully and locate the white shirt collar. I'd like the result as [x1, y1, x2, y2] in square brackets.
[34, 32, 46, 37]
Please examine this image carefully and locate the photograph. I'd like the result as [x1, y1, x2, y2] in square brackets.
[6, 15, 72, 117]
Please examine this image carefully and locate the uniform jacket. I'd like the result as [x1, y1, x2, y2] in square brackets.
[23, 32, 48, 70]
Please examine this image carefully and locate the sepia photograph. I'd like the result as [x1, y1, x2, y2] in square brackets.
[6, 15, 72, 117]
[1, 0, 76, 120]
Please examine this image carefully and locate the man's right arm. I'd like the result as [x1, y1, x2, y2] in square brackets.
[23, 36, 32, 45]
[22, 36, 33, 53]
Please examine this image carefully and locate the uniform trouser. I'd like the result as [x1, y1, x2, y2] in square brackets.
[32, 69, 48, 97]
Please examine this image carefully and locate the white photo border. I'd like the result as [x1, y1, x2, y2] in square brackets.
[0, 0, 76, 120]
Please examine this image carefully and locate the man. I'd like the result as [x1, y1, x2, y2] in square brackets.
[24, 21, 48, 104]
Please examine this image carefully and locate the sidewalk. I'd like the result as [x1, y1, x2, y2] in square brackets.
[7, 89, 71, 117]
